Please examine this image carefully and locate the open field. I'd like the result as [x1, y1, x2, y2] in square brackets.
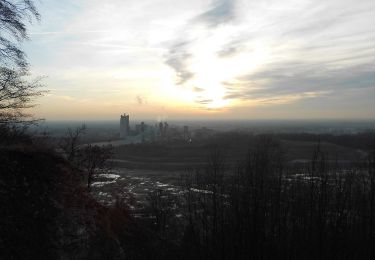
[111, 138, 365, 170]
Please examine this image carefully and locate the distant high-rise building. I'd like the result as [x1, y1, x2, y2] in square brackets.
[183, 125, 189, 140]
[159, 122, 164, 137]
[164, 122, 169, 136]
[120, 114, 130, 138]
[157, 121, 169, 140]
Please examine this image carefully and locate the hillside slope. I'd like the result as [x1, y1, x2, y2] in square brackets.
[0, 145, 157, 260]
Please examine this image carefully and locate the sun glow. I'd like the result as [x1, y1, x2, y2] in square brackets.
[180, 37, 270, 109]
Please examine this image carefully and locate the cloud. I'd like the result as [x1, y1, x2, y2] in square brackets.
[30, 30, 107, 35]
[196, 0, 236, 27]
[27, 0, 375, 118]
[223, 61, 375, 104]
[193, 87, 205, 92]
[136, 95, 147, 105]
[217, 45, 241, 57]
[164, 41, 194, 85]
[50, 94, 92, 103]
[195, 98, 214, 105]
[257, 91, 331, 105]
[163, 0, 237, 86]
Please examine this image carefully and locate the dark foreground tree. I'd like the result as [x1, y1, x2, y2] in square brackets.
[78, 144, 113, 191]
[0, 67, 43, 123]
[59, 124, 87, 163]
[0, 0, 43, 125]
[0, 0, 40, 68]
[59, 125, 113, 191]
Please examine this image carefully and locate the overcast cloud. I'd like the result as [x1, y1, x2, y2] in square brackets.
[24, 0, 375, 119]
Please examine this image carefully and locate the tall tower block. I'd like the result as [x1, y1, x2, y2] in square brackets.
[120, 114, 130, 138]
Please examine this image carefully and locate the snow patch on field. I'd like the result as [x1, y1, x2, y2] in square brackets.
[97, 173, 120, 179]
[91, 180, 117, 187]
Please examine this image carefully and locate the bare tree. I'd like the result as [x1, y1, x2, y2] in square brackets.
[59, 124, 87, 163]
[59, 125, 113, 191]
[0, 67, 43, 123]
[0, 0, 44, 125]
[78, 144, 113, 191]
[0, 0, 40, 69]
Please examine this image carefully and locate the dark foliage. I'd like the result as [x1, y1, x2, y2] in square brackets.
[78, 144, 113, 191]
[0, 137, 156, 259]
[277, 132, 375, 150]
[142, 135, 375, 260]
[0, 146, 62, 259]
[3, 127, 375, 259]
[59, 125, 114, 191]
[0, 123, 30, 144]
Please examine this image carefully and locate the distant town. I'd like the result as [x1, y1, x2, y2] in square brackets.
[119, 113, 214, 143]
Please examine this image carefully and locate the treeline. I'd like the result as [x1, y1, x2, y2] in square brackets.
[203, 130, 375, 150]
[0, 126, 159, 260]
[147, 135, 375, 260]
[275, 132, 375, 150]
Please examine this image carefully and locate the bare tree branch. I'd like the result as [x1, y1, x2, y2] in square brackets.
[0, 1, 44, 125]
[0, 0, 40, 69]
[0, 67, 45, 124]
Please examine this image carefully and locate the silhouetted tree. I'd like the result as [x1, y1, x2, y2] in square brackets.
[78, 144, 113, 191]
[59, 124, 87, 163]
[0, 0, 43, 124]
[0, 0, 39, 68]
[59, 125, 113, 191]
[0, 67, 43, 123]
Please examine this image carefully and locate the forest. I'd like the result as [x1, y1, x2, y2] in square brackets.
[2, 126, 375, 259]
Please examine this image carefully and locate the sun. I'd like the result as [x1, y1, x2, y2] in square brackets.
[159, 34, 270, 111]
[184, 38, 270, 110]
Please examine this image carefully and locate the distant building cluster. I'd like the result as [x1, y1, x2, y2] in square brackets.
[119, 113, 195, 143]
[158, 122, 169, 140]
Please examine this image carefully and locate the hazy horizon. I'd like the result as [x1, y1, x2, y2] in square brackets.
[40, 118, 375, 123]
[37, 118, 375, 135]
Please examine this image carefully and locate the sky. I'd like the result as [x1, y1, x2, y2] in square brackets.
[24, 0, 375, 120]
